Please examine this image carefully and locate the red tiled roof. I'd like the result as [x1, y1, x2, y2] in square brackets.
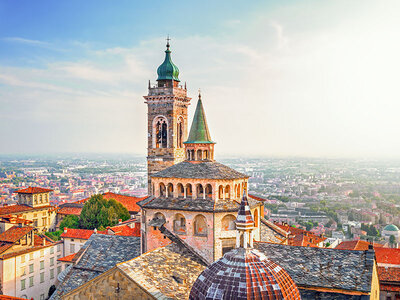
[381, 284, 400, 292]
[0, 295, 29, 300]
[57, 207, 82, 216]
[0, 205, 34, 216]
[375, 247, 400, 265]
[108, 224, 140, 237]
[76, 192, 147, 213]
[248, 194, 267, 202]
[378, 266, 400, 282]
[61, 228, 94, 240]
[15, 186, 53, 194]
[58, 253, 77, 262]
[276, 223, 326, 247]
[335, 240, 384, 251]
[0, 226, 34, 243]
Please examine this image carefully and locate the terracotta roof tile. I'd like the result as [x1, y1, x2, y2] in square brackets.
[335, 240, 383, 251]
[0, 295, 29, 300]
[0, 204, 34, 216]
[375, 247, 400, 265]
[108, 224, 140, 237]
[378, 266, 400, 282]
[57, 207, 82, 216]
[15, 186, 53, 194]
[0, 226, 34, 243]
[58, 253, 77, 262]
[61, 228, 94, 240]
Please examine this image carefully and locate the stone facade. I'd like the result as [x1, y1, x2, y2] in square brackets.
[62, 267, 153, 300]
[144, 85, 191, 192]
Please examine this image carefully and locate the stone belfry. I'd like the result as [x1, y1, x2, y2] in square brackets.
[144, 39, 191, 193]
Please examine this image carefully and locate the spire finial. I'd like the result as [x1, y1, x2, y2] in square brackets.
[198, 88, 201, 100]
[166, 35, 171, 50]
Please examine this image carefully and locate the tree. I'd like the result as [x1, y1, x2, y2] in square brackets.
[79, 194, 130, 229]
[390, 235, 396, 245]
[60, 215, 79, 230]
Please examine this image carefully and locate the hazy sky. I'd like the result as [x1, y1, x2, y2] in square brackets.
[1, 0, 400, 158]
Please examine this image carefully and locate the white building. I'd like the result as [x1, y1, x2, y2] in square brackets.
[0, 226, 64, 300]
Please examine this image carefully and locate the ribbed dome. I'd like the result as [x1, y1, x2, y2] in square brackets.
[157, 44, 180, 82]
[189, 247, 301, 300]
[384, 224, 399, 232]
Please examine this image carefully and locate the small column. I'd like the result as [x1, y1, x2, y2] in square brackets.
[184, 186, 187, 198]
[243, 231, 249, 249]
[249, 231, 254, 248]
[236, 231, 240, 248]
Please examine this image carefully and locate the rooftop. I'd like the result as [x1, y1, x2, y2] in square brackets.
[58, 253, 77, 263]
[118, 242, 206, 299]
[15, 186, 53, 194]
[152, 160, 248, 180]
[50, 234, 141, 300]
[0, 226, 34, 243]
[0, 204, 34, 216]
[254, 242, 375, 293]
[184, 97, 214, 144]
[139, 195, 262, 213]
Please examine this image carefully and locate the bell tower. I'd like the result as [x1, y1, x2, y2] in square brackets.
[144, 39, 191, 193]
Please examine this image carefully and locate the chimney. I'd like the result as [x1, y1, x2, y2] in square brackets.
[118, 219, 122, 224]
[94, 228, 97, 234]
[64, 227, 67, 233]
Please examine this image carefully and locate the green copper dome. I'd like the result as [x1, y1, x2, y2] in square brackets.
[157, 43, 180, 82]
[384, 224, 399, 232]
[185, 94, 214, 144]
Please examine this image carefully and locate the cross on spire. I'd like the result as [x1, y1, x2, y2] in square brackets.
[198, 88, 201, 99]
[166, 35, 171, 49]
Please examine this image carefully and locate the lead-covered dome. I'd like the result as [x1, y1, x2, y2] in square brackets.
[189, 247, 301, 300]
[157, 42, 180, 82]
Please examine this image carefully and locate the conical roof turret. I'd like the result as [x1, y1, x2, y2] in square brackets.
[185, 93, 214, 144]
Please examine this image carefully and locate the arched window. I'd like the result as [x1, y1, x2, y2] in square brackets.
[154, 117, 168, 148]
[177, 117, 184, 148]
[204, 150, 209, 160]
[205, 184, 212, 199]
[167, 183, 174, 198]
[159, 183, 166, 197]
[187, 150, 191, 160]
[177, 183, 184, 198]
[222, 214, 236, 231]
[254, 209, 259, 227]
[186, 184, 193, 199]
[196, 184, 204, 199]
[191, 150, 195, 161]
[154, 212, 166, 222]
[194, 215, 207, 237]
[225, 185, 231, 199]
[218, 185, 224, 199]
[173, 213, 186, 234]
[197, 150, 202, 160]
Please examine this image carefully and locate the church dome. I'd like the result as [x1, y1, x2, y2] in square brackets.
[189, 247, 300, 300]
[157, 42, 180, 82]
[384, 224, 399, 232]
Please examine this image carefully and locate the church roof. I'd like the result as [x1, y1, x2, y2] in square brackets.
[117, 241, 206, 299]
[138, 195, 262, 213]
[151, 160, 248, 180]
[185, 97, 214, 144]
[254, 242, 375, 294]
[50, 234, 141, 300]
[189, 247, 301, 300]
[157, 42, 180, 82]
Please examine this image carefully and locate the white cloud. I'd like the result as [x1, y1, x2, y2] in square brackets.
[2, 0, 400, 157]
